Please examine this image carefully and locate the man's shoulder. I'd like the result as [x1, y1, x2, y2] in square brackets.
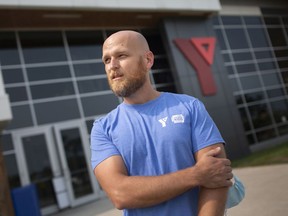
[93, 105, 121, 124]
[163, 92, 199, 104]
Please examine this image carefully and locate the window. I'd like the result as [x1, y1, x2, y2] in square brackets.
[77, 78, 110, 93]
[0, 32, 20, 65]
[20, 31, 67, 63]
[73, 63, 105, 77]
[2, 68, 24, 84]
[214, 13, 288, 145]
[81, 94, 119, 117]
[247, 28, 269, 48]
[30, 82, 75, 99]
[27, 65, 71, 81]
[225, 29, 249, 49]
[5, 86, 28, 102]
[66, 30, 103, 60]
[34, 99, 80, 124]
[7, 105, 33, 129]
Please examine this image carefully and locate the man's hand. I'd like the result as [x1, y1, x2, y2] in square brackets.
[194, 146, 233, 188]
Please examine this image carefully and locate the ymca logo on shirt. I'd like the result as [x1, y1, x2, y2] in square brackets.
[171, 114, 185, 124]
[158, 117, 168, 127]
[158, 114, 185, 127]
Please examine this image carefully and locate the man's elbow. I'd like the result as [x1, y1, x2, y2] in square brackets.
[107, 188, 131, 210]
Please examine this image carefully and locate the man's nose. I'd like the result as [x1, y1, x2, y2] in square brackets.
[109, 58, 119, 70]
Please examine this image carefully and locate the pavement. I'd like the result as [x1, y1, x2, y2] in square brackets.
[52, 164, 288, 216]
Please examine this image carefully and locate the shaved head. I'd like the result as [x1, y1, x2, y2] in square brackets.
[103, 30, 150, 55]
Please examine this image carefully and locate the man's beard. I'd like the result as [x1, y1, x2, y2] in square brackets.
[108, 59, 147, 98]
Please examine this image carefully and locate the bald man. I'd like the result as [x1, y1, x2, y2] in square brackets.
[90, 30, 232, 216]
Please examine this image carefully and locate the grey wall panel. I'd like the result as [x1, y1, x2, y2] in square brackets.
[162, 17, 250, 159]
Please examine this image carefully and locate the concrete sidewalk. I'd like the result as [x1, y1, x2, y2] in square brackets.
[53, 164, 288, 216]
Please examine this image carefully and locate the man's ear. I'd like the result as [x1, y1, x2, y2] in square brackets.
[146, 51, 154, 69]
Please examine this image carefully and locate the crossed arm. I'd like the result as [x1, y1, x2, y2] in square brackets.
[94, 143, 232, 215]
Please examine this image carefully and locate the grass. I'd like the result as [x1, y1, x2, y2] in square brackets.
[231, 141, 288, 168]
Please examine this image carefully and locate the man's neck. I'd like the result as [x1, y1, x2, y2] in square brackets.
[123, 87, 160, 105]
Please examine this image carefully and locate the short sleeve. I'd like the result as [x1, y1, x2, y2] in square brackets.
[90, 119, 120, 170]
[190, 99, 225, 153]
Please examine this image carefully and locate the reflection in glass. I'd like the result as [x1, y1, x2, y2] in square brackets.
[239, 107, 251, 131]
[60, 128, 93, 198]
[270, 100, 288, 123]
[248, 103, 272, 129]
[3, 154, 21, 189]
[244, 91, 265, 103]
[71, 171, 93, 198]
[22, 134, 56, 207]
[256, 128, 276, 142]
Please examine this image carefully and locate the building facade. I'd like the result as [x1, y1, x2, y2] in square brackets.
[0, 0, 287, 215]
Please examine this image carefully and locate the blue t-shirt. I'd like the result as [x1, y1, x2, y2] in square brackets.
[90, 92, 225, 216]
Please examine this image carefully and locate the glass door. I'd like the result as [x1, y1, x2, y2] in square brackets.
[13, 126, 61, 215]
[54, 120, 100, 207]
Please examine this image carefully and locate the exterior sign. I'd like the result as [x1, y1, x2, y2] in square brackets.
[174, 37, 217, 96]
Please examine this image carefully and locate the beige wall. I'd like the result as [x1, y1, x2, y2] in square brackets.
[0, 0, 221, 12]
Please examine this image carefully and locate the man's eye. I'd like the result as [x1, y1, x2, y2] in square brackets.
[104, 58, 110, 64]
[119, 54, 127, 58]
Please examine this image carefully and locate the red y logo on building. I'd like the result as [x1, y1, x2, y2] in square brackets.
[174, 37, 216, 96]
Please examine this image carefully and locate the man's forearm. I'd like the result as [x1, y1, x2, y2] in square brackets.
[102, 166, 199, 209]
[196, 143, 230, 216]
[95, 147, 232, 210]
[198, 186, 229, 216]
